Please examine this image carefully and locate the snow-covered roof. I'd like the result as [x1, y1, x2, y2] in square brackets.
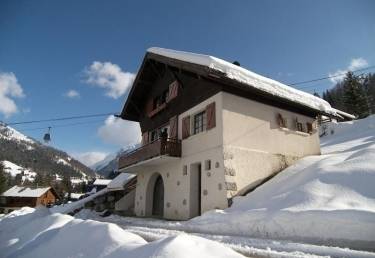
[107, 173, 136, 191]
[69, 193, 85, 199]
[147, 47, 336, 115]
[331, 108, 356, 120]
[1, 185, 51, 198]
[93, 179, 111, 186]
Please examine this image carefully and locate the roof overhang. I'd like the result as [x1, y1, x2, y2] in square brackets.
[120, 48, 335, 121]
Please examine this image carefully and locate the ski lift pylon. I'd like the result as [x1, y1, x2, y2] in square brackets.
[43, 126, 51, 143]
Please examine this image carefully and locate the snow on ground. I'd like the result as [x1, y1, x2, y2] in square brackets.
[0, 125, 34, 144]
[75, 116, 375, 256]
[56, 157, 70, 166]
[184, 116, 375, 249]
[0, 207, 244, 258]
[2, 117, 375, 257]
[76, 209, 375, 258]
[2, 160, 24, 177]
[1, 160, 37, 182]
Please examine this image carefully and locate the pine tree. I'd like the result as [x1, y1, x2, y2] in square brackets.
[0, 162, 8, 194]
[61, 174, 72, 199]
[343, 72, 370, 118]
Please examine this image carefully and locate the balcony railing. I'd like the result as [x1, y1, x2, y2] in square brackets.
[119, 138, 181, 169]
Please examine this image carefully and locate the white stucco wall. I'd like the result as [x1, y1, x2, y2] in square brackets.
[129, 91, 321, 220]
[222, 92, 321, 197]
[133, 93, 228, 220]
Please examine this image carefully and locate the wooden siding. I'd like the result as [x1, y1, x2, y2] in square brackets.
[137, 64, 222, 133]
[1, 188, 58, 208]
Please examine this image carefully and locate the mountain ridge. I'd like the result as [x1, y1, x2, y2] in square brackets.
[0, 124, 96, 179]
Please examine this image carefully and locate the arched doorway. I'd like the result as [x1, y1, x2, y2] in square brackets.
[152, 175, 164, 217]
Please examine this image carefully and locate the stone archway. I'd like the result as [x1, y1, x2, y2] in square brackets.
[145, 173, 164, 217]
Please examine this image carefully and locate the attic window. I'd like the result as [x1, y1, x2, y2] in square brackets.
[277, 113, 287, 128]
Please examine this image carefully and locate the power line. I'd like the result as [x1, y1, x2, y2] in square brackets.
[295, 72, 368, 91]
[288, 65, 375, 88]
[5, 112, 117, 126]
[14, 119, 106, 131]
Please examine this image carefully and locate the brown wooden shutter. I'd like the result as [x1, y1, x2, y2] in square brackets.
[169, 116, 178, 139]
[182, 116, 190, 139]
[306, 122, 313, 134]
[206, 102, 216, 130]
[167, 80, 179, 102]
[141, 132, 149, 145]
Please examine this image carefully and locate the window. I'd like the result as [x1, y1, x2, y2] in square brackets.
[296, 122, 304, 132]
[193, 111, 206, 134]
[150, 130, 158, 142]
[277, 113, 287, 128]
[150, 125, 169, 142]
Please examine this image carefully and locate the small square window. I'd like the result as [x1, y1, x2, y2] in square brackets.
[183, 165, 187, 175]
[205, 160, 211, 170]
[296, 122, 304, 132]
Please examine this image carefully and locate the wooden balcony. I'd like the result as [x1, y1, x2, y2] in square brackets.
[119, 138, 181, 169]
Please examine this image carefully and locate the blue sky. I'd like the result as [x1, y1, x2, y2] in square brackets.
[0, 0, 374, 166]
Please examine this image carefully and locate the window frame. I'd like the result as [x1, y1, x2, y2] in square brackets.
[193, 110, 206, 135]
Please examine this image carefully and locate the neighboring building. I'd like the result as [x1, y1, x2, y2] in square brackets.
[0, 186, 60, 213]
[92, 179, 112, 192]
[83, 174, 137, 215]
[117, 47, 340, 220]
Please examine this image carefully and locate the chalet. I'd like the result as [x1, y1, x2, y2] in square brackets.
[0, 185, 60, 213]
[117, 47, 340, 220]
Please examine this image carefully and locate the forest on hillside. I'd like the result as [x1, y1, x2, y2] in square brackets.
[321, 72, 375, 118]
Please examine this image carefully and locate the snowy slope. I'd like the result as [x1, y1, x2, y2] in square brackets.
[2, 160, 37, 182]
[0, 207, 244, 258]
[187, 115, 375, 248]
[0, 124, 96, 178]
[0, 124, 34, 144]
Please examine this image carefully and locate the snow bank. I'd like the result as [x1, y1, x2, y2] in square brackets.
[148, 47, 335, 115]
[187, 116, 375, 249]
[0, 208, 243, 258]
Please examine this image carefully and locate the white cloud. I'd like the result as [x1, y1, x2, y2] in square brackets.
[98, 115, 141, 147]
[73, 151, 108, 167]
[0, 72, 25, 117]
[328, 58, 368, 84]
[84, 61, 135, 99]
[64, 89, 80, 99]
